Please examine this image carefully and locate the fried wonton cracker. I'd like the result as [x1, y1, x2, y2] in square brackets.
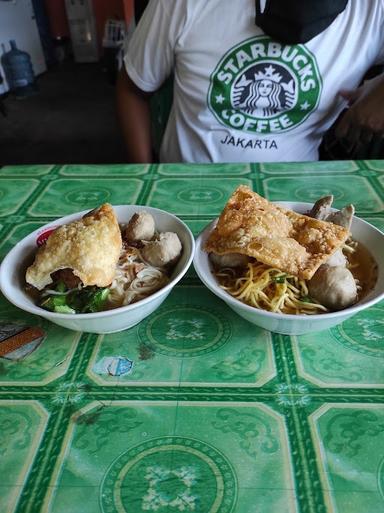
[26, 203, 122, 290]
[205, 186, 349, 280]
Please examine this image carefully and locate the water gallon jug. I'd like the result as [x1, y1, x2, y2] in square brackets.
[1, 40, 37, 97]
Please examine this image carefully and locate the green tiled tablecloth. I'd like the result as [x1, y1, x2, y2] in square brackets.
[0, 161, 383, 513]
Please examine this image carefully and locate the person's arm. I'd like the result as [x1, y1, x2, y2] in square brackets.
[335, 73, 384, 152]
[116, 67, 155, 163]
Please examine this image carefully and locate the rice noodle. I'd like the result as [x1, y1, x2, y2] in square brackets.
[107, 247, 169, 308]
[41, 287, 79, 297]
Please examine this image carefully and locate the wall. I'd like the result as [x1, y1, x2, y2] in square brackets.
[0, 0, 46, 94]
[122, 0, 133, 23]
[93, 0, 125, 46]
[44, 0, 70, 39]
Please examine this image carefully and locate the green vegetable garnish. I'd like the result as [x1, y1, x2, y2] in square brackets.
[273, 274, 287, 284]
[40, 284, 110, 314]
[299, 296, 313, 303]
[56, 281, 66, 293]
[40, 295, 65, 309]
[53, 305, 76, 314]
[83, 288, 110, 313]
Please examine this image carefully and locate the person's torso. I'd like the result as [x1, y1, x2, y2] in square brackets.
[160, 0, 384, 163]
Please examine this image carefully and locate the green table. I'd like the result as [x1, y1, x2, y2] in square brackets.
[0, 161, 383, 513]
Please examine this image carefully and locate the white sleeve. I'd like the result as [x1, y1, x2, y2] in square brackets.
[374, 0, 384, 64]
[124, 0, 184, 92]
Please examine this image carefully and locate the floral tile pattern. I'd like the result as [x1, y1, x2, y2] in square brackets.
[0, 162, 383, 513]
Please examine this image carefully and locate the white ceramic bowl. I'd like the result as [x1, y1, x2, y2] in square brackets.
[193, 202, 384, 335]
[0, 205, 195, 334]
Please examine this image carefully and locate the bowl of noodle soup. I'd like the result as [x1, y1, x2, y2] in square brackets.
[0, 205, 195, 334]
[193, 202, 384, 335]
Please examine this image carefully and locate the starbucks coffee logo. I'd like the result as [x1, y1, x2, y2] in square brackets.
[209, 36, 322, 134]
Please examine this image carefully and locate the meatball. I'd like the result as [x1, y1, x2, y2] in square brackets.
[141, 232, 182, 267]
[125, 211, 155, 241]
[209, 252, 249, 268]
[309, 196, 355, 231]
[309, 195, 333, 220]
[326, 204, 355, 231]
[308, 265, 357, 311]
[325, 249, 347, 268]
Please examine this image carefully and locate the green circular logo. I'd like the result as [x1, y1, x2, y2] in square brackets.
[65, 188, 110, 206]
[379, 456, 384, 500]
[138, 305, 231, 357]
[331, 307, 384, 358]
[178, 187, 223, 204]
[208, 36, 322, 134]
[100, 437, 237, 513]
[294, 186, 344, 202]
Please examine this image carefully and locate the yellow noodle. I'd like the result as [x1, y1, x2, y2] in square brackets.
[343, 239, 358, 253]
[215, 261, 328, 315]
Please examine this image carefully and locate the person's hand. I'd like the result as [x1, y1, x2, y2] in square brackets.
[335, 74, 384, 153]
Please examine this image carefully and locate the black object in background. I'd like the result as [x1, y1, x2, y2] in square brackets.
[31, 0, 56, 67]
[320, 65, 384, 160]
[255, 0, 348, 44]
[0, 70, 6, 116]
[134, 0, 150, 24]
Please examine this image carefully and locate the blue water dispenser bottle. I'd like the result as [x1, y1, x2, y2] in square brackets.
[1, 40, 37, 97]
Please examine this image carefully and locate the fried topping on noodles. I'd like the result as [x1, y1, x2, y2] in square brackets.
[205, 186, 349, 280]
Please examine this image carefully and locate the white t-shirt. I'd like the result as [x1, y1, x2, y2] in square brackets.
[124, 0, 384, 163]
